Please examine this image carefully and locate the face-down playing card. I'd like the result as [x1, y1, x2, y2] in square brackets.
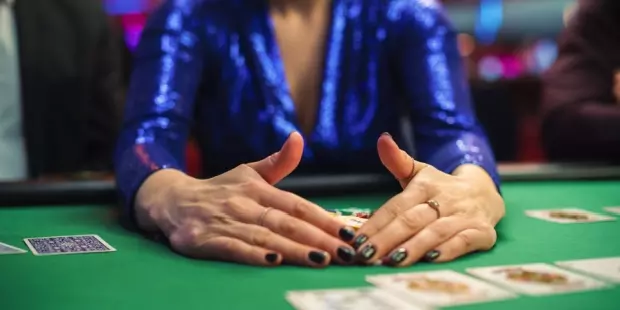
[24, 234, 116, 256]
[0, 241, 27, 255]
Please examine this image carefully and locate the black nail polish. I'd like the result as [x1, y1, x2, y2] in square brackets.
[265, 253, 279, 263]
[381, 132, 391, 137]
[353, 234, 368, 249]
[309, 251, 327, 264]
[339, 227, 356, 242]
[424, 250, 440, 262]
[337, 247, 355, 262]
[358, 244, 376, 261]
[388, 248, 408, 265]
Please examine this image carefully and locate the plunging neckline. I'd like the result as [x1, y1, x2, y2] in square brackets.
[253, 0, 342, 142]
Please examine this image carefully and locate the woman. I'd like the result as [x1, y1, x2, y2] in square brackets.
[115, 0, 505, 267]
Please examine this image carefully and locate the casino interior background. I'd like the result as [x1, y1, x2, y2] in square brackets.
[104, 0, 576, 176]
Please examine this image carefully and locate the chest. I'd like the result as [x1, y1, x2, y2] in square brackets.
[269, 9, 330, 134]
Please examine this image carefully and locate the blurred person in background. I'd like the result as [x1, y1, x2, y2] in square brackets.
[541, 0, 620, 162]
[0, 0, 125, 182]
[116, 0, 504, 268]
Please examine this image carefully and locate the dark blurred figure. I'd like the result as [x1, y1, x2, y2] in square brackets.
[541, 0, 620, 162]
[0, 0, 125, 181]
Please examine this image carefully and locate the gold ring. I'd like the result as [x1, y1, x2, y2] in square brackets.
[426, 199, 440, 218]
[258, 207, 274, 227]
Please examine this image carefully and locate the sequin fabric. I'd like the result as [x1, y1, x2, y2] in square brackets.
[115, 0, 500, 207]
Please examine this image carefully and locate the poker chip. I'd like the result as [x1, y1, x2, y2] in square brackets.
[336, 215, 367, 230]
[338, 208, 374, 219]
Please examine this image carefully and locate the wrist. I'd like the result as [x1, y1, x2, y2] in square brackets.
[134, 169, 193, 232]
[452, 164, 497, 193]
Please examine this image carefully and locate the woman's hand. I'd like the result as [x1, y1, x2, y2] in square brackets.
[134, 133, 357, 267]
[352, 133, 505, 266]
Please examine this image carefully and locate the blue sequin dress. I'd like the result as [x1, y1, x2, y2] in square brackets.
[115, 0, 500, 206]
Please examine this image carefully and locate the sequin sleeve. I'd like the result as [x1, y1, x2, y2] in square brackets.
[386, 0, 500, 189]
[114, 0, 207, 208]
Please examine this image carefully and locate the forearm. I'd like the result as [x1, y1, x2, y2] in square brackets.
[422, 133, 501, 192]
[452, 164, 497, 193]
[114, 138, 185, 213]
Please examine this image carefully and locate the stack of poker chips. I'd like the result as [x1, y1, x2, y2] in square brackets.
[326, 208, 375, 231]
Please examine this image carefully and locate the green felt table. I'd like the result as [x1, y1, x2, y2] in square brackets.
[1, 178, 620, 310]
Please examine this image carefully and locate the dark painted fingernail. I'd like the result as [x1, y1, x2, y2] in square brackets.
[353, 234, 368, 249]
[358, 244, 376, 261]
[265, 253, 279, 263]
[381, 132, 391, 137]
[424, 250, 440, 262]
[337, 246, 356, 262]
[339, 227, 356, 242]
[309, 251, 327, 264]
[388, 248, 408, 265]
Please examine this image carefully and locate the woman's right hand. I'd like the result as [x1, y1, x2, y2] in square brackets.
[133, 133, 357, 267]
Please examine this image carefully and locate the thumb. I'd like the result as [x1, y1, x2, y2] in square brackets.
[377, 133, 427, 188]
[246, 132, 304, 185]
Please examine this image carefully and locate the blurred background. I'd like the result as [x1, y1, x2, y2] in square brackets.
[105, 0, 575, 172]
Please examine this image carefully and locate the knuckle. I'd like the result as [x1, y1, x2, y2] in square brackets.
[457, 232, 474, 249]
[290, 200, 312, 219]
[398, 209, 424, 230]
[427, 220, 453, 240]
[223, 196, 246, 215]
[169, 224, 203, 249]
[239, 178, 264, 195]
[218, 238, 238, 254]
[250, 227, 272, 248]
[277, 219, 299, 237]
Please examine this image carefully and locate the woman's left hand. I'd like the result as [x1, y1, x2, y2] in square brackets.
[352, 134, 505, 266]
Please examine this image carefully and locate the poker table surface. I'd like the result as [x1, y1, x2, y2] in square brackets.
[1, 163, 620, 310]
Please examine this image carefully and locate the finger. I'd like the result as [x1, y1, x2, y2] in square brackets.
[426, 227, 496, 263]
[246, 131, 304, 184]
[377, 133, 427, 188]
[169, 225, 281, 266]
[226, 196, 355, 264]
[352, 190, 429, 250]
[222, 222, 332, 267]
[257, 185, 358, 243]
[382, 217, 472, 267]
[354, 203, 437, 264]
[260, 206, 356, 264]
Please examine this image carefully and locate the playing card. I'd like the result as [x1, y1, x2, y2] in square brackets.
[24, 234, 116, 256]
[0, 241, 27, 255]
[603, 206, 620, 215]
[525, 208, 616, 223]
[556, 257, 620, 283]
[467, 263, 610, 296]
[286, 287, 427, 310]
[365, 270, 515, 307]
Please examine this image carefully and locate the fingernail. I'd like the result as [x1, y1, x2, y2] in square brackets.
[339, 227, 356, 242]
[388, 248, 408, 265]
[358, 244, 376, 261]
[424, 250, 440, 262]
[265, 253, 279, 263]
[337, 246, 355, 263]
[309, 251, 327, 264]
[381, 132, 391, 137]
[353, 234, 368, 249]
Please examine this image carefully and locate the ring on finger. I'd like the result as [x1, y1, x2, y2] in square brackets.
[426, 199, 440, 219]
[258, 207, 274, 227]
